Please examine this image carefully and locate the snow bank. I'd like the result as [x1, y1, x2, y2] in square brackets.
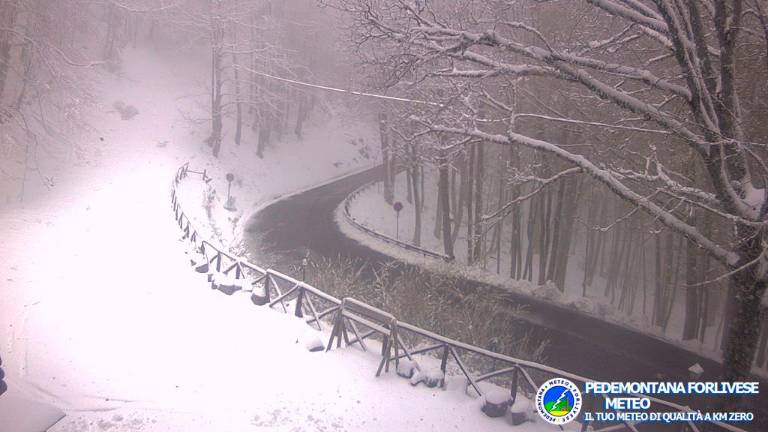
[339, 174, 768, 378]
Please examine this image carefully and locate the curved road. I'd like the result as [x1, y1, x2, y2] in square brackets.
[245, 165, 767, 427]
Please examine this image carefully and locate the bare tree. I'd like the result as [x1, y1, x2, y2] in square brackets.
[332, 0, 768, 382]
[0, 0, 108, 200]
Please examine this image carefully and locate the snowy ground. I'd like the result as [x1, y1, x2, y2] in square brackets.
[0, 45, 558, 430]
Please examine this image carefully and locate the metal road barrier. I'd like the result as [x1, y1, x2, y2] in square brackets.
[171, 163, 748, 432]
[342, 182, 453, 262]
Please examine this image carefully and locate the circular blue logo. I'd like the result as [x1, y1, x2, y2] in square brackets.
[536, 378, 582, 425]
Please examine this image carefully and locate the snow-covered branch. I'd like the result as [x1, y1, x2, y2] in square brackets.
[421, 121, 739, 267]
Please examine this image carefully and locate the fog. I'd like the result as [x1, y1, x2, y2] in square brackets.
[1, 1, 767, 431]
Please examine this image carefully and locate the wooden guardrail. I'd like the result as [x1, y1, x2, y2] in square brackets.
[342, 182, 453, 262]
[171, 163, 748, 432]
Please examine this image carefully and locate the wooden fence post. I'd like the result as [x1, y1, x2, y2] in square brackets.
[263, 273, 271, 304]
[295, 287, 305, 318]
[376, 336, 390, 377]
[392, 323, 399, 371]
[327, 301, 345, 352]
[510, 366, 519, 405]
[440, 344, 449, 374]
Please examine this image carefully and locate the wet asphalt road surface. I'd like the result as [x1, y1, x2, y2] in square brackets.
[244, 165, 766, 430]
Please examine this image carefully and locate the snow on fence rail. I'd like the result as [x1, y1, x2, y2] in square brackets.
[342, 182, 453, 262]
[170, 163, 746, 432]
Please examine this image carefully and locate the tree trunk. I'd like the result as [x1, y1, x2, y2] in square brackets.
[653, 231, 665, 327]
[661, 235, 684, 332]
[494, 171, 504, 274]
[14, 24, 32, 109]
[683, 216, 702, 341]
[537, 186, 551, 286]
[210, 44, 223, 158]
[466, 144, 475, 265]
[420, 165, 425, 212]
[523, 195, 537, 282]
[256, 114, 270, 158]
[451, 156, 467, 246]
[723, 228, 767, 383]
[0, 1, 19, 100]
[434, 177, 443, 239]
[472, 142, 484, 263]
[231, 19, 243, 147]
[207, 5, 224, 158]
[547, 178, 566, 287]
[295, 94, 309, 139]
[379, 113, 394, 204]
[438, 152, 453, 258]
[248, 12, 256, 114]
[510, 197, 522, 279]
[554, 177, 578, 289]
[509, 146, 522, 279]
[450, 166, 457, 216]
[583, 182, 601, 294]
[683, 154, 701, 340]
[406, 164, 413, 204]
[410, 152, 422, 247]
[103, 4, 117, 62]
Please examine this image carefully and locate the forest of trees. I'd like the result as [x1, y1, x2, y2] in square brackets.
[329, 0, 768, 383]
[0, 0, 103, 201]
[0, 0, 347, 204]
[164, 0, 338, 158]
